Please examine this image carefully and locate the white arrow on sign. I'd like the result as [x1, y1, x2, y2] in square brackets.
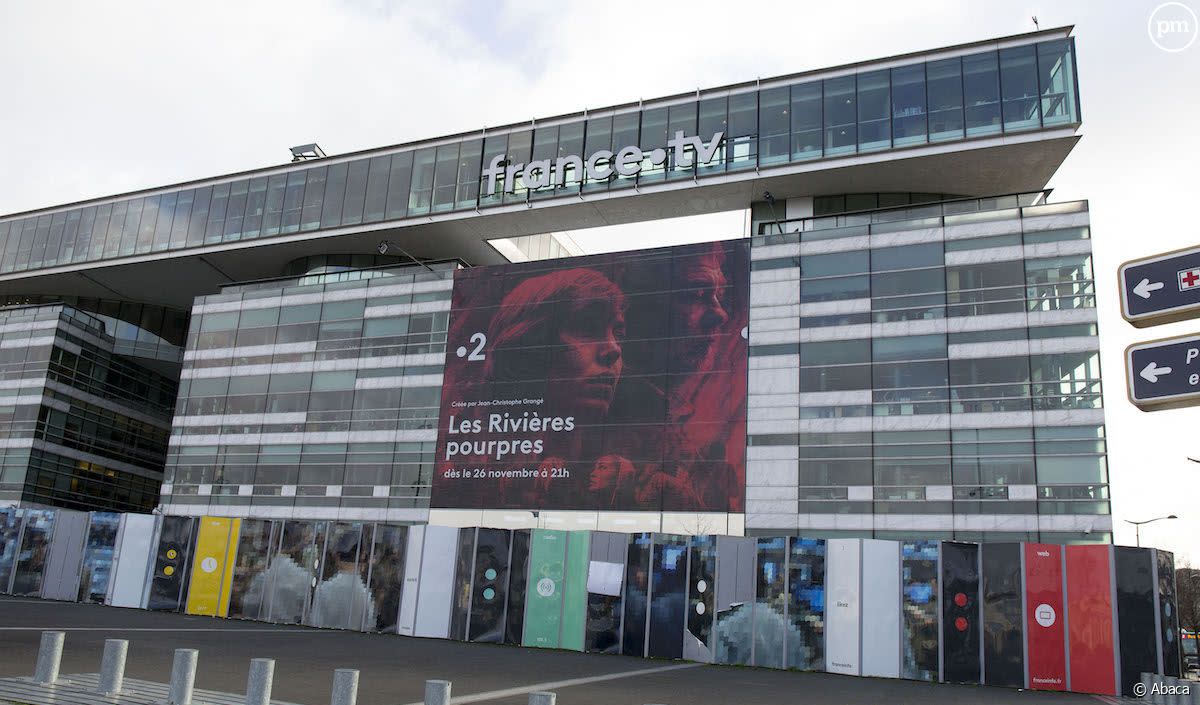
[1133, 278, 1165, 299]
[1140, 361, 1173, 383]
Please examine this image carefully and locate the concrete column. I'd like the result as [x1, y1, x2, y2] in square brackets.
[167, 649, 198, 705]
[245, 658, 275, 705]
[424, 679, 451, 705]
[33, 631, 65, 684]
[330, 668, 359, 705]
[528, 692, 555, 705]
[97, 639, 128, 694]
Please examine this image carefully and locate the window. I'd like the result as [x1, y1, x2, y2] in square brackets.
[802, 250, 869, 278]
[666, 103, 696, 179]
[408, 147, 437, 215]
[758, 86, 790, 166]
[363, 156, 391, 222]
[824, 76, 856, 155]
[384, 152, 414, 220]
[891, 64, 927, 147]
[963, 52, 1001, 136]
[1000, 45, 1040, 132]
[790, 82, 822, 161]
[341, 160, 369, 226]
[727, 92, 757, 170]
[300, 167, 326, 231]
[456, 139, 483, 208]
[431, 143, 460, 211]
[857, 70, 890, 152]
[1037, 40, 1078, 126]
[697, 97, 727, 175]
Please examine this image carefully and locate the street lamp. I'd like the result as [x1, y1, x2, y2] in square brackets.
[1123, 515, 1178, 547]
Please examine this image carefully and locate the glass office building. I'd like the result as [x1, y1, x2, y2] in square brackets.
[159, 261, 454, 522]
[0, 27, 1108, 541]
[0, 304, 176, 511]
[746, 193, 1106, 543]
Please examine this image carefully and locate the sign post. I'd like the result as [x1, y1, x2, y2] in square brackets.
[1124, 333, 1200, 411]
[1119, 245, 1200, 328]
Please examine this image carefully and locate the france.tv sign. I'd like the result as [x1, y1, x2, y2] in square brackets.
[481, 131, 725, 195]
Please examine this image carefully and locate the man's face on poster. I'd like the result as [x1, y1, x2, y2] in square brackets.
[672, 253, 729, 368]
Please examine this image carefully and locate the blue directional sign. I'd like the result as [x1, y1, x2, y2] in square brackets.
[1119, 245, 1200, 327]
[1126, 333, 1200, 411]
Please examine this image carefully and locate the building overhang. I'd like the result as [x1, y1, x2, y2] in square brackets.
[0, 127, 1078, 310]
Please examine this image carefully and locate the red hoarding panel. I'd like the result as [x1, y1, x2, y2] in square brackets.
[431, 240, 749, 512]
[1065, 544, 1117, 696]
[1023, 543, 1066, 690]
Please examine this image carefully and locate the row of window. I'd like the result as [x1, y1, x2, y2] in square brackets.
[0, 39, 1078, 274]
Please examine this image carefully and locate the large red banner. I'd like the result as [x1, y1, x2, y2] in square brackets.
[1065, 544, 1117, 695]
[1023, 543, 1066, 690]
[431, 240, 749, 512]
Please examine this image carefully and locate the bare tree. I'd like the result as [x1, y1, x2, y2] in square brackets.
[1177, 561, 1200, 639]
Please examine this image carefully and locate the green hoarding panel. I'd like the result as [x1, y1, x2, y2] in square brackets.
[560, 531, 590, 651]
[523, 529, 566, 648]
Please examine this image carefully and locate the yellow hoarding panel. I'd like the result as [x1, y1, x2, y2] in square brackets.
[185, 516, 241, 617]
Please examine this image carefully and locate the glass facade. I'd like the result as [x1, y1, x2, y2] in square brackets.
[0, 38, 1078, 277]
[160, 262, 455, 521]
[0, 305, 175, 512]
[746, 194, 1108, 543]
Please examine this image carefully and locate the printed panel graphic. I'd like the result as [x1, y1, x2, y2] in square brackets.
[308, 522, 369, 631]
[39, 510, 88, 602]
[365, 524, 408, 633]
[147, 516, 195, 611]
[468, 528, 510, 643]
[504, 529, 531, 645]
[1115, 546, 1157, 696]
[1064, 544, 1117, 695]
[787, 538, 824, 671]
[523, 529, 567, 648]
[1023, 543, 1065, 690]
[11, 510, 55, 596]
[1156, 550, 1181, 676]
[941, 542, 981, 684]
[825, 538, 861, 676]
[185, 517, 240, 617]
[901, 541, 939, 681]
[753, 537, 787, 669]
[0, 510, 22, 594]
[585, 531, 626, 655]
[77, 512, 120, 603]
[414, 525, 458, 638]
[621, 533, 652, 657]
[432, 240, 750, 511]
[686, 536, 716, 663]
[982, 543, 1025, 689]
[714, 536, 755, 665]
[560, 531, 590, 652]
[649, 535, 689, 660]
[227, 520, 278, 622]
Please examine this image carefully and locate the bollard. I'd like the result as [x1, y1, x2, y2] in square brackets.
[528, 692, 556, 705]
[331, 668, 359, 705]
[424, 679, 452, 705]
[33, 631, 64, 684]
[245, 658, 275, 705]
[167, 649, 198, 705]
[97, 639, 128, 695]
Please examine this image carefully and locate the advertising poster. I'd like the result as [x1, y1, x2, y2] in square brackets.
[432, 240, 749, 512]
[184, 516, 240, 617]
[1023, 543, 1065, 690]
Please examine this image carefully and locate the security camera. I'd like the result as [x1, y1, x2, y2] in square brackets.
[377, 241, 389, 255]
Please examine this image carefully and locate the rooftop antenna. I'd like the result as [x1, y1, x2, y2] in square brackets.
[1032, 16, 1039, 29]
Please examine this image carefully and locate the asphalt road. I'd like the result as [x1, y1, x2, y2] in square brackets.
[0, 595, 1109, 705]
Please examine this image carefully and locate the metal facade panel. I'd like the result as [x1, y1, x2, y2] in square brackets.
[108, 514, 155, 608]
[824, 538, 861, 676]
[414, 525, 458, 638]
[861, 539, 900, 679]
[39, 510, 88, 602]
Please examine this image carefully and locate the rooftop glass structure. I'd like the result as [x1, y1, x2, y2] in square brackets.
[0, 34, 1078, 277]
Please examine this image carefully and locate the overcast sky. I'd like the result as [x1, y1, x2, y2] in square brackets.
[1, 1, 1198, 560]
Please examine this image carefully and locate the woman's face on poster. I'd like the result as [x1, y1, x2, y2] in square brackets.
[548, 300, 625, 417]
